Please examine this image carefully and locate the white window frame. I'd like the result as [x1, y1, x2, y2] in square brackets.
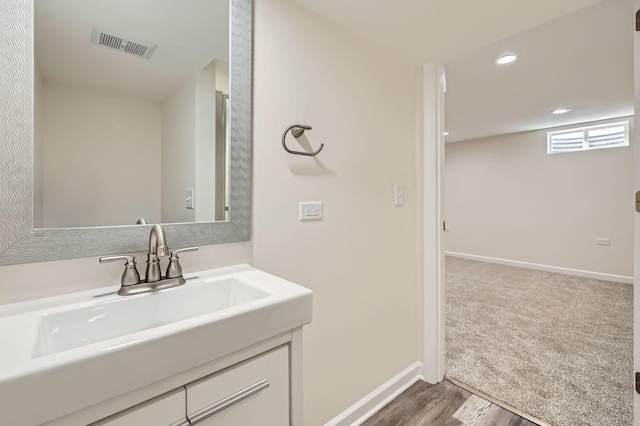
[547, 120, 630, 154]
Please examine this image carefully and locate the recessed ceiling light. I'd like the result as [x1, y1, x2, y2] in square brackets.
[496, 54, 517, 65]
[444, 132, 449, 136]
[552, 108, 571, 115]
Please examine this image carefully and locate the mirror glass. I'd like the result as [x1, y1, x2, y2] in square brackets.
[34, 0, 230, 228]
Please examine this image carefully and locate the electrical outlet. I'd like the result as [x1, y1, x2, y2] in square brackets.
[299, 202, 323, 221]
[596, 238, 610, 246]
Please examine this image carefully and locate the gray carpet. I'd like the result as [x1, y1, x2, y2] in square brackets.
[445, 256, 633, 426]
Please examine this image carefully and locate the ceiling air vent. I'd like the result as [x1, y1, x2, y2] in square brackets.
[90, 27, 157, 60]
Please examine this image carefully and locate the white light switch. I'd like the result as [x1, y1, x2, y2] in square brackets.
[394, 184, 405, 206]
[186, 188, 195, 209]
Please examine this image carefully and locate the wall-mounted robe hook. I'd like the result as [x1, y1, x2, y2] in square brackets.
[282, 124, 324, 156]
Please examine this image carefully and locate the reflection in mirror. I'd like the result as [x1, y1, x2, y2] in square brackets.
[34, 0, 230, 228]
[0, 0, 251, 266]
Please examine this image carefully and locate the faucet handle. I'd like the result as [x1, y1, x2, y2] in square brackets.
[166, 247, 199, 279]
[99, 255, 141, 286]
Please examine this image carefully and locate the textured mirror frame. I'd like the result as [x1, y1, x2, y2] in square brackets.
[0, 0, 252, 266]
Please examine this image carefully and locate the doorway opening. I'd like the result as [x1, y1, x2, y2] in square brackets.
[435, 1, 634, 425]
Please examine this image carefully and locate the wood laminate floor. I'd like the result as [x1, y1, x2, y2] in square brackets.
[362, 380, 537, 426]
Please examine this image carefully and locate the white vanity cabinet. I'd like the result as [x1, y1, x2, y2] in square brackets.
[186, 345, 289, 426]
[91, 389, 188, 426]
[1, 264, 312, 426]
[86, 341, 295, 426]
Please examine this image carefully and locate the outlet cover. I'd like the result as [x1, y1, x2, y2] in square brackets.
[185, 188, 195, 209]
[299, 202, 323, 221]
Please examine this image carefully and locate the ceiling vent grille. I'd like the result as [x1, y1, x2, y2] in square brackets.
[90, 27, 157, 60]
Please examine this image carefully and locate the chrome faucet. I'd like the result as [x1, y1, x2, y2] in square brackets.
[146, 224, 168, 283]
[99, 224, 198, 296]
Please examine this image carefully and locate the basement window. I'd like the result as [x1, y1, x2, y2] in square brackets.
[547, 121, 629, 154]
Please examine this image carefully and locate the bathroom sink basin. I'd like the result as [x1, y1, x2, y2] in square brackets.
[33, 277, 269, 357]
[0, 264, 312, 426]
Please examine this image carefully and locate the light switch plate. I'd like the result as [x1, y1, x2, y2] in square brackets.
[394, 184, 405, 206]
[186, 188, 195, 209]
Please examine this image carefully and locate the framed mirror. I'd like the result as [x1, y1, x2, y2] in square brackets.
[0, 0, 252, 266]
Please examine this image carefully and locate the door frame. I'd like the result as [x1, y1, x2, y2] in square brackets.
[426, 13, 639, 418]
[422, 63, 446, 384]
[633, 0, 639, 421]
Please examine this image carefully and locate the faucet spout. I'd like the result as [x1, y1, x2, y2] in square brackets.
[149, 224, 168, 257]
[146, 224, 168, 282]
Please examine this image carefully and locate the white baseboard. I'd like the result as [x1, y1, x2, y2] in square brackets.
[445, 251, 633, 284]
[324, 362, 424, 426]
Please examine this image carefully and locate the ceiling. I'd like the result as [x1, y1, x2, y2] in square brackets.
[35, 0, 229, 101]
[36, 0, 633, 138]
[444, 0, 633, 142]
[289, 0, 603, 64]
[291, 0, 632, 143]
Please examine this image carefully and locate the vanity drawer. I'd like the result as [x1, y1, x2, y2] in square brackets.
[91, 388, 187, 426]
[186, 345, 289, 426]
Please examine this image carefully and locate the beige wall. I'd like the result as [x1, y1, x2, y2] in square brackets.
[40, 82, 162, 227]
[444, 118, 634, 277]
[162, 64, 220, 223]
[161, 77, 197, 223]
[0, 1, 421, 424]
[252, 1, 420, 423]
[195, 62, 218, 222]
[0, 243, 251, 305]
[214, 59, 229, 95]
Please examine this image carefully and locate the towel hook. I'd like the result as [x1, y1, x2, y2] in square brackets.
[282, 124, 324, 156]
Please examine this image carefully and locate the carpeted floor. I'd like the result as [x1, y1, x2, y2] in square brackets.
[445, 256, 633, 426]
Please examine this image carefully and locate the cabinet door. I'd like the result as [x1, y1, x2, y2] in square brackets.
[91, 388, 188, 426]
[186, 345, 289, 426]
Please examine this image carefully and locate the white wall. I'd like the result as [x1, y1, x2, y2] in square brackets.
[252, 1, 420, 424]
[444, 118, 634, 278]
[41, 82, 162, 227]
